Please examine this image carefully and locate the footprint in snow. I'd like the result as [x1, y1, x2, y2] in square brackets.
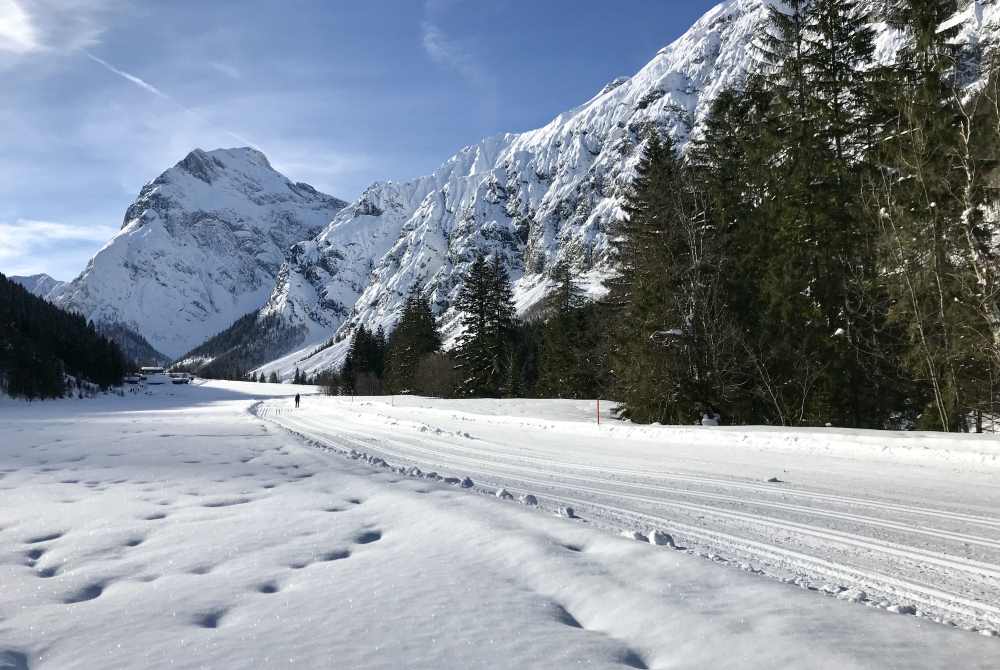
[200, 497, 251, 508]
[192, 609, 227, 629]
[551, 604, 583, 628]
[0, 650, 29, 670]
[549, 603, 649, 669]
[63, 581, 106, 604]
[255, 581, 281, 594]
[617, 650, 650, 669]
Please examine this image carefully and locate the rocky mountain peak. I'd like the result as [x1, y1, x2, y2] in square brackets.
[9, 273, 65, 299]
[51, 147, 347, 359]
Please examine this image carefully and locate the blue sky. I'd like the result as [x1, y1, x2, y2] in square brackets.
[0, 0, 718, 281]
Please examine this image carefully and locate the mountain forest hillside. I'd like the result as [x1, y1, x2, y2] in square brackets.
[0, 273, 128, 399]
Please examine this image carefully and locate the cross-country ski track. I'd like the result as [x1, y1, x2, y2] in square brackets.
[255, 395, 1000, 634]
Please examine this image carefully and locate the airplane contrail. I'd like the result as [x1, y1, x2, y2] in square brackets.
[86, 53, 259, 149]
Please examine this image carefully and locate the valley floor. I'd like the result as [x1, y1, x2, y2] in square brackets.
[1, 382, 998, 669]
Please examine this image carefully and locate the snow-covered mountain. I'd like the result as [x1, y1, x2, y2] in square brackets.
[9, 273, 65, 298]
[253, 0, 774, 378]
[58, 0, 997, 378]
[250, 0, 1000, 380]
[50, 148, 347, 359]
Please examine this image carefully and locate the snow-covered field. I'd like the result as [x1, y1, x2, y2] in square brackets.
[2, 383, 998, 669]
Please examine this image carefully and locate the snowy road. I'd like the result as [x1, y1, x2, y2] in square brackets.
[258, 395, 1000, 633]
[3, 383, 1000, 669]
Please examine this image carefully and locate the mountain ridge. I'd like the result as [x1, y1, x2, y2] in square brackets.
[54, 0, 1000, 380]
[251, 0, 1000, 380]
[9, 273, 65, 298]
[249, 0, 776, 379]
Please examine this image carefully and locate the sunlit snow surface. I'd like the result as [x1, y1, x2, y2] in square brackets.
[1, 382, 999, 669]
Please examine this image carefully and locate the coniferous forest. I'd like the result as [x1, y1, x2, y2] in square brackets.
[327, 1, 1000, 433]
[600, 0, 999, 432]
[0, 273, 128, 399]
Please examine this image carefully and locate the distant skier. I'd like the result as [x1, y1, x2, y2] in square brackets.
[701, 408, 720, 426]
[294, 393, 300, 409]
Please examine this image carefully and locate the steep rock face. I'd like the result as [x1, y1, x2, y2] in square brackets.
[256, 0, 771, 377]
[51, 148, 346, 359]
[9, 273, 65, 298]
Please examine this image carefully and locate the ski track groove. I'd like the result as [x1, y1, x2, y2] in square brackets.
[255, 403, 1000, 629]
[259, 405, 1000, 529]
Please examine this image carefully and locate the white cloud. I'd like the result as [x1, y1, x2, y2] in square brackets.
[0, 218, 116, 264]
[0, 0, 116, 61]
[0, 0, 40, 54]
[420, 1, 493, 91]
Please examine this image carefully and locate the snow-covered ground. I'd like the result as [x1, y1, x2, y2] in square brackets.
[2, 384, 998, 669]
[257, 395, 1000, 635]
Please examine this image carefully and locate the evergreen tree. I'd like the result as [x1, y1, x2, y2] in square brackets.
[608, 131, 712, 423]
[384, 287, 442, 394]
[340, 324, 388, 394]
[871, 0, 973, 430]
[454, 254, 517, 396]
[537, 262, 589, 398]
[507, 319, 544, 398]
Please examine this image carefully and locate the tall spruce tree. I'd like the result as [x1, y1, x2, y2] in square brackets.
[384, 287, 442, 394]
[871, 0, 973, 430]
[537, 262, 587, 398]
[608, 130, 730, 423]
[802, 0, 904, 427]
[340, 324, 388, 394]
[454, 254, 516, 397]
[753, 0, 839, 424]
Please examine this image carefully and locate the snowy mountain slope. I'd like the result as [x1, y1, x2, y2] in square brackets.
[254, 0, 771, 378]
[255, 0, 1000, 380]
[9, 273, 65, 298]
[50, 148, 346, 359]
